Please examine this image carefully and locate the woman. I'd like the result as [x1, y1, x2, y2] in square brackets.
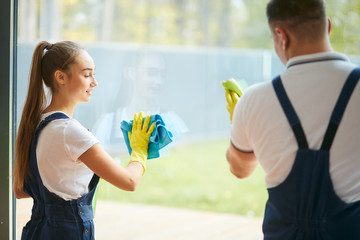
[13, 41, 155, 240]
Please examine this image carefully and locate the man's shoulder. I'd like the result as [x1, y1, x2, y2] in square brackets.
[237, 81, 278, 114]
[244, 81, 275, 99]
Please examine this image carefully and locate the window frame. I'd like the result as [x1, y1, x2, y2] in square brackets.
[0, 0, 17, 239]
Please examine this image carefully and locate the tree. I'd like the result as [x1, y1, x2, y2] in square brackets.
[217, 0, 231, 47]
[326, 0, 360, 54]
[99, 0, 115, 42]
[18, 0, 38, 41]
[17, 0, 360, 55]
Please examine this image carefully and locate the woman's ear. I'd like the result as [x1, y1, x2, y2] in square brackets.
[54, 70, 66, 85]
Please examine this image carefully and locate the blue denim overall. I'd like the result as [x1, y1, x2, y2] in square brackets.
[263, 68, 360, 240]
[22, 112, 99, 240]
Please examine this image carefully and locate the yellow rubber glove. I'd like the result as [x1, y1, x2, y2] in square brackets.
[222, 78, 243, 98]
[225, 89, 240, 123]
[128, 112, 156, 174]
[222, 78, 243, 123]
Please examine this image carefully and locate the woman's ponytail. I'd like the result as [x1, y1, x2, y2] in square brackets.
[14, 41, 49, 191]
[14, 40, 84, 191]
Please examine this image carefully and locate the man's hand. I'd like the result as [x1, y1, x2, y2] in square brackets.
[222, 78, 243, 123]
[225, 89, 240, 123]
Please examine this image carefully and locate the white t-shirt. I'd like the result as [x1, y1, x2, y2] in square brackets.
[36, 111, 99, 200]
[231, 52, 360, 203]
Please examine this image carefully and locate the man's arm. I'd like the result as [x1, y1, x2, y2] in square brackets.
[226, 141, 258, 179]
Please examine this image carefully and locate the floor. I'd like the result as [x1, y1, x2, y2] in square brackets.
[16, 199, 263, 240]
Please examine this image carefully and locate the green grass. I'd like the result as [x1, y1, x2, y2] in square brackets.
[96, 138, 268, 217]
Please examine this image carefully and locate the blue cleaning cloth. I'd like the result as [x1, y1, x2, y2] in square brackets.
[120, 114, 173, 159]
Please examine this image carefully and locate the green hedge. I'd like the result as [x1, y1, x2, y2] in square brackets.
[96, 138, 267, 217]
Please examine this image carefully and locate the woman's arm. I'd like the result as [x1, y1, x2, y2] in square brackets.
[14, 112, 151, 197]
[79, 143, 143, 191]
[80, 112, 155, 191]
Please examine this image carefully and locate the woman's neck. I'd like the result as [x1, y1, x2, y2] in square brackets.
[43, 99, 76, 118]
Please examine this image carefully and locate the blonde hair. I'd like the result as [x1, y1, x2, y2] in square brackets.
[14, 40, 84, 191]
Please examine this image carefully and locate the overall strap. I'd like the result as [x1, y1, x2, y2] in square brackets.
[25, 112, 70, 199]
[273, 76, 309, 149]
[321, 68, 360, 150]
[35, 112, 70, 136]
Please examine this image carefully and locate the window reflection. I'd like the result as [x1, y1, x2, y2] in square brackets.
[92, 49, 188, 159]
[15, 0, 360, 239]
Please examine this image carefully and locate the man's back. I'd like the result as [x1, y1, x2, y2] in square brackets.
[231, 51, 360, 203]
[226, 0, 360, 238]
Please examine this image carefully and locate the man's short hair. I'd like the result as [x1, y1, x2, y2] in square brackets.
[266, 0, 327, 42]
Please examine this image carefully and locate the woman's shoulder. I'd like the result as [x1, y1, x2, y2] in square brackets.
[40, 111, 93, 138]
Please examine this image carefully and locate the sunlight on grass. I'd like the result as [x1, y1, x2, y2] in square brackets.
[96, 138, 267, 217]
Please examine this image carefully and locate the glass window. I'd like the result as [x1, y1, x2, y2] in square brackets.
[15, 0, 360, 239]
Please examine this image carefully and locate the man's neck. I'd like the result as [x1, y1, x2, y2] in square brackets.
[287, 39, 333, 62]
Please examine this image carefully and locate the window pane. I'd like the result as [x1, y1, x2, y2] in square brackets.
[16, 0, 360, 239]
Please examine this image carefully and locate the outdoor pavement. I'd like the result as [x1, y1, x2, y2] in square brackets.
[16, 199, 263, 240]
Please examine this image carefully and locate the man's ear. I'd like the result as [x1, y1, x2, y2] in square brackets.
[275, 27, 289, 50]
[54, 70, 66, 85]
[327, 17, 332, 35]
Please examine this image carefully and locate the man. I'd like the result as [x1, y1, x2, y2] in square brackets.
[225, 0, 360, 239]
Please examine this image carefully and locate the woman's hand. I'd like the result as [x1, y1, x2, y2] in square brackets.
[128, 112, 156, 173]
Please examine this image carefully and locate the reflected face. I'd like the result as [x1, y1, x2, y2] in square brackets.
[65, 50, 97, 104]
[134, 54, 166, 99]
